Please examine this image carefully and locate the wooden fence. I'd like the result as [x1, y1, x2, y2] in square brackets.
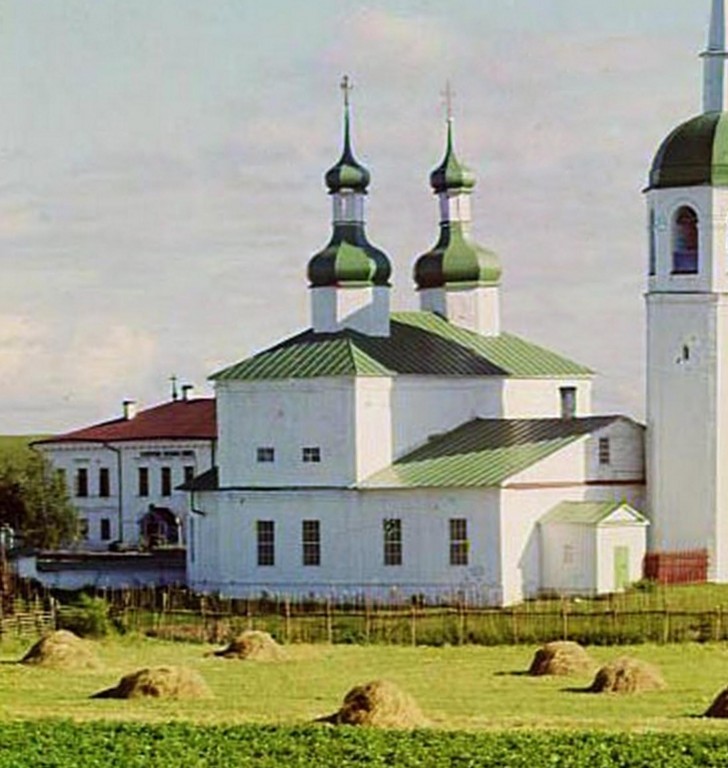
[48, 586, 728, 646]
[0, 600, 55, 640]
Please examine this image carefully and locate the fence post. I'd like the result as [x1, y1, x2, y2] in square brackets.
[325, 598, 333, 644]
[716, 606, 723, 642]
[511, 610, 518, 643]
[364, 599, 372, 644]
[284, 599, 291, 644]
[410, 603, 417, 647]
[561, 601, 568, 641]
[662, 609, 670, 644]
[458, 602, 466, 646]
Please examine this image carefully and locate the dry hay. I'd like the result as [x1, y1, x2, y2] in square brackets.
[528, 641, 594, 677]
[20, 630, 101, 670]
[92, 666, 211, 700]
[213, 630, 286, 661]
[322, 680, 426, 729]
[704, 687, 728, 718]
[588, 656, 666, 694]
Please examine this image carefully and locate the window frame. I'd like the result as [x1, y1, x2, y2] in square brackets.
[671, 205, 699, 275]
[256, 447, 275, 463]
[183, 465, 195, 486]
[302, 446, 321, 463]
[99, 467, 110, 498]
[559, 386, 577, 419]
[383, 518, 402, 567]
[75, 468, 88, 498]
[257, 520, 275, 567]
[302, 519, 321, 566]
[138, 467, 149, 497]
[598, 437, 611, 466]
[449, 518, 469, 566]
[100, 518, 111, 541]
[161, 466, 172, 497]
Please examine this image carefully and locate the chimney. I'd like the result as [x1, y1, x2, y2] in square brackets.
[123, 400, 137, 420]
[181, 384, 194, 402]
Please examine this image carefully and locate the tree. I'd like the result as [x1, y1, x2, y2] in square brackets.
[0, 453, 78, 549]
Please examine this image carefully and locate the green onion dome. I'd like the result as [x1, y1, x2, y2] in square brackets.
[308, 223, 391, 287]
[324, 110, 371, 193]
[649, 112, 728, 189]
[430, 121, 476, 193]
[414, 223, 501, 289]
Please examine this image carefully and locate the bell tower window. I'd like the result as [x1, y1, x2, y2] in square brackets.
[672, 206, 699, 274]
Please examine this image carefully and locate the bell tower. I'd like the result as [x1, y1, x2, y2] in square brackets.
[646, 0, 728, 579]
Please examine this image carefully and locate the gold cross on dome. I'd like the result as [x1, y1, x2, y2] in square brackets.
[340, 74, 353, 108]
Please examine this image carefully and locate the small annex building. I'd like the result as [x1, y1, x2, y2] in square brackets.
[185, 88, 647, 606]
[539, 501, 648, 596]
[35, 392, 216, 551]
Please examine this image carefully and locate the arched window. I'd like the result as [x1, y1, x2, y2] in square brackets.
[672, 206, 699, 274]
[648, 209, 656, 276]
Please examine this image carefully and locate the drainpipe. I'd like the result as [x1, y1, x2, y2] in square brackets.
[102, 443, 123, 544]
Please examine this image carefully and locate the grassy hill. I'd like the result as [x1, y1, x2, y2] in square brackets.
[0, 435, 47, 469]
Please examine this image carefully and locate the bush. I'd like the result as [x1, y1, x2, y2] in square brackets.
[57, 595, 115, 638]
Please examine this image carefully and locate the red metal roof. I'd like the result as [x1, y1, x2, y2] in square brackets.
[36, 399, 216, 444]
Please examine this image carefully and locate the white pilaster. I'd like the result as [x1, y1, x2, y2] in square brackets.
[311, 285, 390, 337]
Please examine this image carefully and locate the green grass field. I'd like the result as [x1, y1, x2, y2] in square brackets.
[1, 635, 728, 732]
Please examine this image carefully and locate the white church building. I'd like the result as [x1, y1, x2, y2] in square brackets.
[185, 81, 648, 606]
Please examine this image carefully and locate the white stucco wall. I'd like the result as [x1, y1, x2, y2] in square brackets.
[215, 378, 358, 487]
[37, 439, 214, 548]
[646, 293, 723, 571]
[540, 523, 597, 594]
[501, 379, 592, 419]
[187, 487, 503, 603]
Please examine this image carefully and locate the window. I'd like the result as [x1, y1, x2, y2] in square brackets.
[559, 386, 577, 419]
[672, 206, 699, 274]
[302, 446, 321, 463]
[100, 518, 111, 541]
[99, 468, 110, 498]
[302, 519, 321, 566]
[383, 518, 402, 566]
[449, 518, 469, 566]
[257, 520, 275, 566]
[138, 467, 149, 497]
[76, 468, 88, 498]
[161, 466, 172, 497]
[563, 544, 575, 566]
[184, 465, 195, 486]
[256, 447, 275, 463]
[648, 209, 656, 276]
[598, 437, 611, 465]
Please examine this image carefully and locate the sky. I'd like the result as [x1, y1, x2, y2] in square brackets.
[0, 0, 711, 433]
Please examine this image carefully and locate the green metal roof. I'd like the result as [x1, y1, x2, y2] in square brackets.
[540, 501, 648, 526]
[211, 311, 592, 381]
[361, 416, 620, 489]
[649, 112, 728, 189]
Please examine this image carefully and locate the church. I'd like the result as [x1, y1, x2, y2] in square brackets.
[184, 76, 648, 605]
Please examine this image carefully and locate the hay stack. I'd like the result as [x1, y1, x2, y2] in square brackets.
[325, 680, 425, 729]
[588, 657, 665, 694]
[213, 630, 285, 661]
[704, 688, 728, 718]
[528, 641, 594, 676]
[93, 666, 211, 700]
[21, 630, 101, 670]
